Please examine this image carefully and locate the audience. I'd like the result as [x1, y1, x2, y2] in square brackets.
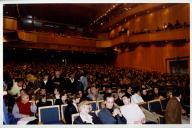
[3, 62, 190, 124]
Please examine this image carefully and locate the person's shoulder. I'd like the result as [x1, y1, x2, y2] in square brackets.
[120, 105, 126, 110]
[99, 108, 107, 113]
[131, 102, 138, 106]
[89, 112, 97, 117]
[132, 103, 140, 109]
[131, 94, 136, 97]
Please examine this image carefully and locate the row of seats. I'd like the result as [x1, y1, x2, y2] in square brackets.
[38, 100, 104, 124]
[37, 98, 168, 124]
[138, 98, 168, 123]
[72, 98, 168, 124]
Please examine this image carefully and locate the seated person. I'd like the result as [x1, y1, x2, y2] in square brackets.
[16, 89, 27, 102]
[115, 90, 125, 106]
[126, 86, 133, 97]
[120, 94, 145, 124]
[61, 92, 68, 105]
[131, 88, 144, 104]
[36, 95, 52, 108]
[141, 89, 152, 102]
[77, 90, 87, 102]
[152, 87, 164, 100]
[87, 86, 103, 101]
[35, 87, 47, 101]
[54, 87, 62, 105]
[87, 86, 103, 111]
[64, 94, 81, 124]
[98, 95, 127, 124]
[8, 78, 24, 96]
[73, 101, 101, 124]
[12, 94, 37, 120]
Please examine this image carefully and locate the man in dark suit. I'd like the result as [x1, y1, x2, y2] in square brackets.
[66, 73, 83, 94]
[52, 71, 66, 91]
[64, 94, 80, 124]
[40, 74, 53, 94]
[165, 88, 183, 124]
[98, 95, 126, 124]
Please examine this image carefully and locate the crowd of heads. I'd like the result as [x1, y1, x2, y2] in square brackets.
[3, 62, 190, 124]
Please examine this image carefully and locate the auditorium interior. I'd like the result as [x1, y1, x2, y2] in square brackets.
[3, 3, 190, 125]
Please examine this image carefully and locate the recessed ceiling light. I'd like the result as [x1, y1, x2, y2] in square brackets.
[27, 15, 32, 19]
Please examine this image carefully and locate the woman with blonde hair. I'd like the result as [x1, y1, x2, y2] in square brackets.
[73, 101, 101, 124]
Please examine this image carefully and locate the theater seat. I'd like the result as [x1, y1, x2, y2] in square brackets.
[60, 104, 68, 123]
[138, 102, 148, 110]
[89, 101, 98, 111]
[148, 99, 163, 115]
[47, 99, 54, 105]
[96, 100, 104, 110]
[71, 113, 80, 124]
[160, 98, 168, 111]
[38, 105, 63, 124]
[148, 99, 165, 124]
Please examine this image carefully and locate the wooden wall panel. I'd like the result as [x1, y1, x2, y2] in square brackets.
[110, 4, 189, 37]
[17, 31, 96, 47]
[115, 42, 189, 73]
[3, 17, 17, 30]
[96, 40, 112, 48]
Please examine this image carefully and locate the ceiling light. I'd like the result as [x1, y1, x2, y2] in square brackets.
[27, 15, 32, 19]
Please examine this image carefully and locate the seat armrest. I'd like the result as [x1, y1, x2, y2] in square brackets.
[38, 121, 43, 124]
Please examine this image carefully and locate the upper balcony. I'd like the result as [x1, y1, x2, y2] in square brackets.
[4, 17, 190, 50]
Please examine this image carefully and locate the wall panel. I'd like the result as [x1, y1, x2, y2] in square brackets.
[115, 42, 189, 73]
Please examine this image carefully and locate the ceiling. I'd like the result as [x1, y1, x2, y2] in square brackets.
[3, 3, 177, 35]
[4, 4, 115, 27]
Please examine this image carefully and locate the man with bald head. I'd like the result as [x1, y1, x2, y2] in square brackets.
[12, 94, 37, 120]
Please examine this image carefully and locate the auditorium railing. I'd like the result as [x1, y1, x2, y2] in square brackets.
[3, 17, 189, 50]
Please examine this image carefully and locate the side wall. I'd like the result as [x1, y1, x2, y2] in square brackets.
[114, 42, 189, 73]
